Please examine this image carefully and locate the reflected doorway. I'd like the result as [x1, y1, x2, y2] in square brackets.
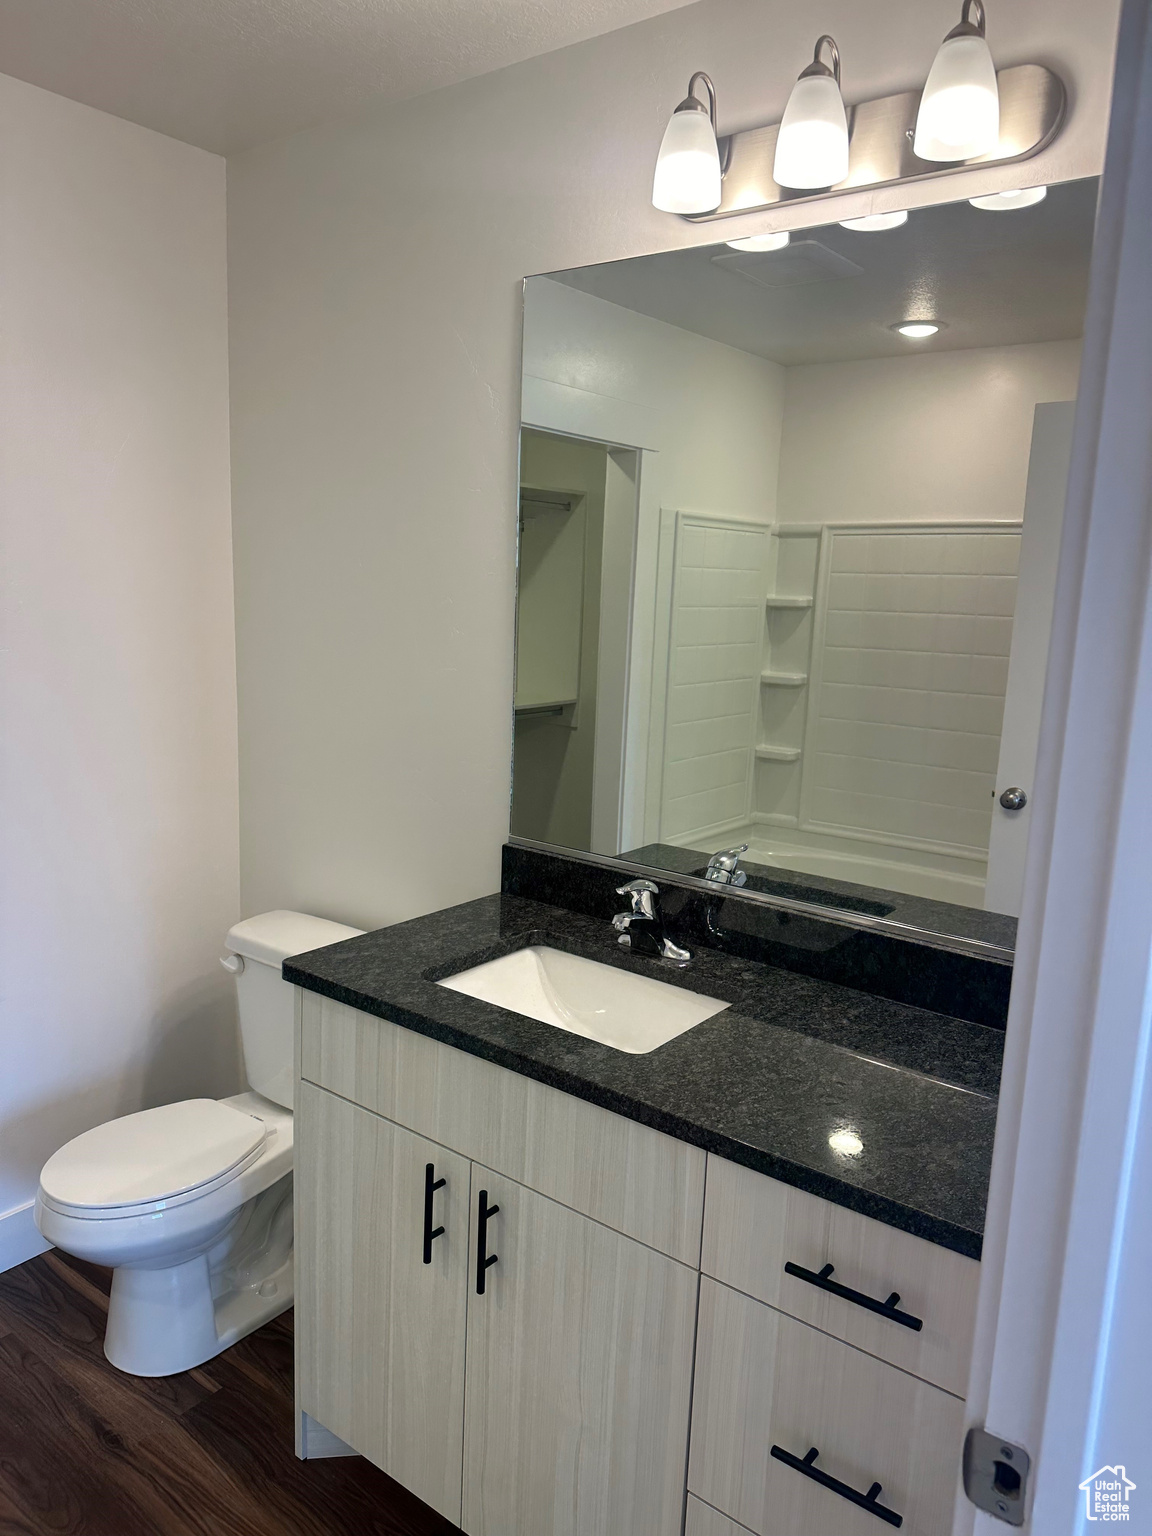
[511, 429, 639, 855]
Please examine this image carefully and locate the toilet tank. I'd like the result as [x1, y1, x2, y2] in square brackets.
[224, 910, 365, 1111]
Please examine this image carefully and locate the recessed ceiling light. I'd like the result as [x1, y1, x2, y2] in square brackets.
[725, 231, 791, 252]
[893, 321, 942, 339]
[828, 1129, 864, 1156]
[969, 185, 1048, 211]
[839, 210, 909, 232]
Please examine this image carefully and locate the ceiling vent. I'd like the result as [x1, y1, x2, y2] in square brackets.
[710, 239, 865, 289]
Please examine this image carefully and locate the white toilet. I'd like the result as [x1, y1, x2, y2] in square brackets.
[34, 909, 363, 1377]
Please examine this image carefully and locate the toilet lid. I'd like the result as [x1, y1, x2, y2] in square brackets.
[39, 1099, 267, 1212]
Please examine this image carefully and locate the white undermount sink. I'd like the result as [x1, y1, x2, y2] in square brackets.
[437, 944, 730, 1054]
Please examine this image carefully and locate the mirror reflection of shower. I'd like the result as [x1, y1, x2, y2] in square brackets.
[513, 178, 1096, 924]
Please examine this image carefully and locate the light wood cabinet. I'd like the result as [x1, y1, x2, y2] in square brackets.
[689, 1277, 965, 1536]
[702, 1154, 979, 1396]
[296, 1069, 697, 1535]
[685, 1496, 758, 1536]
[463, 1167, 698, 1536]
[294, 993, 976, 1536]
[295, 1081, 471, 1524]
[299, 990, 705, 1264]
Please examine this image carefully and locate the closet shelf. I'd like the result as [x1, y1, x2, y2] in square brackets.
[765, 595, 813, 610]
[760, 671, 808, 687]
[755, 744, 802, 762]
[515, 698, 576, 717]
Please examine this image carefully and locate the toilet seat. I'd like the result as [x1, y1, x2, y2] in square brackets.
[38, 1099, 268, 1220]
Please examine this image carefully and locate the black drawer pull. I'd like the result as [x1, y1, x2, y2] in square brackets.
[476, 1189, 500, 1295]
[771, 1445, 903, 1528]
[422, 1163, 446, 1265]
[784, 1261, 923, 1332]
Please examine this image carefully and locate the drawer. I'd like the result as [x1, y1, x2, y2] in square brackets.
[689, 1278, 964, 1536]
[296, 989, 705, 1265]
[702, 1155, 978, 1395]
[685, 1496, 757, 1536]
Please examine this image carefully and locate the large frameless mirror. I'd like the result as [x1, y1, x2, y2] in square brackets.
[512, 178, 1097, 950]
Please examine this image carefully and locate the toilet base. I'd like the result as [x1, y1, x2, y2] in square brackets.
[104, 1251, 294, 1376]
[102, 1173, 295, 1377]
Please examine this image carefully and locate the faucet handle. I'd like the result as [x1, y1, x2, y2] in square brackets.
[616, 878, 659, 919]
[705, 845, 749, 885]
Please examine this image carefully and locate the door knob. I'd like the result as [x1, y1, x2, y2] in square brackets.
[999, 787, 1028, 811]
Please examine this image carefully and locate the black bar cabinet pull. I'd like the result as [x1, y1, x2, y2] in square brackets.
[770, 1445, 903, 1528]
[476, 1189, 500, 1295]
[423, 1163, 446, 1265]
[784, 1260, 923, 1332]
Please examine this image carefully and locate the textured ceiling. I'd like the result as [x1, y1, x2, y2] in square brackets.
[548, 177, 1099, 366]
[0, 0, 698, 154]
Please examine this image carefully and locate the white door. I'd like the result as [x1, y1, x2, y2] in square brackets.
[984, 401, 1076, 916]
[462, 1168, 699, 1536]
[960, 5, 1152, 1527]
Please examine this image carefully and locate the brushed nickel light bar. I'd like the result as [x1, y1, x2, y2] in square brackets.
[685, 62, 1065, 223]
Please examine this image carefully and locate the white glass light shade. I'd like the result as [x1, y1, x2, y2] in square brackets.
[773, 72, 849, 190]
[839, 210, 909, 232]
[914, 32, 999, 160]
[652, 107, 722, 214]
[970, 185, 1047, 210]
[725, 230, 791, 252]
[896, 322, 940, 338]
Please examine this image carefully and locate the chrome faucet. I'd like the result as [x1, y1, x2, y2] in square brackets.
[704, 844, 749, 887]
[612, 879, 692, 966]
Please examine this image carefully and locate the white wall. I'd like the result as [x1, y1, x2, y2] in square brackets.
[0, 75, 239, 1267]
[523, 278, 785, 521]
[777, 341, 1083, 526]
[226, 0, 1119, 930]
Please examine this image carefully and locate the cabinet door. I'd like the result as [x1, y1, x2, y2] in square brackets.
[685, 1496, 759, 1536]
[463, 1168, 698, 1536]
[689, 1277, 964, 1536]
[299, 991, 705, 1264]
[295, 1082, 470, 1524]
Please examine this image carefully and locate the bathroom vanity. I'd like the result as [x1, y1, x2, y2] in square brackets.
[287, 853, 1003, 1536]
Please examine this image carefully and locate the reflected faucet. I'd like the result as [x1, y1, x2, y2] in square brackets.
[612, 880, 692, 966]
[704, 845, 749, 887]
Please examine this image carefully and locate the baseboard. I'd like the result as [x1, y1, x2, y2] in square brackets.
[296, 1410, 359, 1460]
[0, 1200, 52, 1274]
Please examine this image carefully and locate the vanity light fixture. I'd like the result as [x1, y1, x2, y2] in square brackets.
[773, 36, 850, 190]
[654, 3, 1064, 223]
[725, 230, 791, 251]
[651, 72, 723, 214]
[970, 184, 1048, 210]
[914, 0, 1000, 162]
[894, 321, 941, 338]
[839, 210, 909, 232]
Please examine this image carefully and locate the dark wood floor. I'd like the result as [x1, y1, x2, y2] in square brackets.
[0, 1249, 462, 1536]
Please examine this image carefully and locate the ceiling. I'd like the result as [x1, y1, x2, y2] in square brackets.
[0, 0, 697, 155]
[548, 178, 1098, 366]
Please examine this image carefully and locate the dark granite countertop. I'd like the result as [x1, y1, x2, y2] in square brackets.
[285, 892, 1001, 1259]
